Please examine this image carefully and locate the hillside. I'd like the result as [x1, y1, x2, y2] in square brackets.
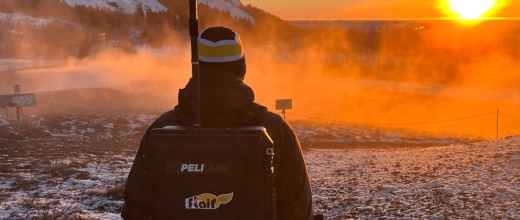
[61, 0, 255, 23]
[62, 0, 168, 14]
[0, 0, 297, 60]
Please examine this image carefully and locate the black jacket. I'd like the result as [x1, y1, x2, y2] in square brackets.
[121, 70, 313, 220]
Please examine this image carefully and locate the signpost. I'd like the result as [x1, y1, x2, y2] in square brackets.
[276, 99, 292, 119]
[0, 85, 37, 129]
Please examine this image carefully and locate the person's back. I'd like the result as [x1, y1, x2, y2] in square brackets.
[121, 27, 313, 220]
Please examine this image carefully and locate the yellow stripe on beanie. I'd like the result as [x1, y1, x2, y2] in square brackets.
[198, 43, 243, 58]
[198, 28, 244, 63]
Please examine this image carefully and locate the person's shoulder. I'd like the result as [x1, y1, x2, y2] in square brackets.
[148, 106, 183, 131]
[260, 111, 285, 123]
[258, 110, 293, 131]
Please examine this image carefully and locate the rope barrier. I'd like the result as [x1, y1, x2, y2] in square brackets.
[35, 99, 520, 127]
[285, 112, 497, 125]
[499, 112, 520, 122]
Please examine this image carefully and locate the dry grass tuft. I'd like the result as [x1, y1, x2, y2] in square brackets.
[67, 161, 88, 169]
[103, 186, 125, 200]
[86, 185, 125, 200]
[41, 160, 92, 180]
[11, 175, 41, 191]
[74, 171, 92, 180]
[0, 192, 14, 203]
[18, 194, 88, 220]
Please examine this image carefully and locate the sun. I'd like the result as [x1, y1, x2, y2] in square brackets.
[449, 0, 496, 19]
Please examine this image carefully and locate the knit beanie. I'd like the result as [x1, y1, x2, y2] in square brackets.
[198, 27, 246, 78]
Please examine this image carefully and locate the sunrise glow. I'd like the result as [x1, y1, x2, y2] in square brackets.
[449, 0, 497, 19]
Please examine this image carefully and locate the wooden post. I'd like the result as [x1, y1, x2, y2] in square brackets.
[14, 85, 21, 130]
[496, 108, 499, 140]
[282, 108, 286, 120]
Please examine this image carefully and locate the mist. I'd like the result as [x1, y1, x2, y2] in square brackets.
[2, 18, 520, 139]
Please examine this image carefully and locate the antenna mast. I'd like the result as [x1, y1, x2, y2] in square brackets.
[189, 0, 201, 127]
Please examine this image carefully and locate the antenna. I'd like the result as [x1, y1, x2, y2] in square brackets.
[189, 0, 202, 127]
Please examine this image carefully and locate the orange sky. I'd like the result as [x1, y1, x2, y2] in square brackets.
[242, 0, 520, 20]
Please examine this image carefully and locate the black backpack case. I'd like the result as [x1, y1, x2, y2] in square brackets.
[141, 126, 276, 220]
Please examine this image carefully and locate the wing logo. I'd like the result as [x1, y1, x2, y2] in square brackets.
[185, 193, 233, 209]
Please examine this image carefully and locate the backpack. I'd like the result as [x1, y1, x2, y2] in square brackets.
[141, 103, 276, 220]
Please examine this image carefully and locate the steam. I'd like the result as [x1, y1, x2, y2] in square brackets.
[3, 19, 520, 139]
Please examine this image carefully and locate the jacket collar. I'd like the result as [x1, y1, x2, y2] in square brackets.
[178, 69, 255, 115]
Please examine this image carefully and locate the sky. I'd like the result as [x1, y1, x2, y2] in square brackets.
[241, 0, 520, 20]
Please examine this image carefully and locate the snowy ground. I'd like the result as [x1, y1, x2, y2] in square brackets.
[307, 137, 520, 219]
[291, 122, 462, 148]
[0, 114, 518, 219]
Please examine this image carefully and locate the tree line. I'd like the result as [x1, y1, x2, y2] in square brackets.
[0, 0, 302, 60]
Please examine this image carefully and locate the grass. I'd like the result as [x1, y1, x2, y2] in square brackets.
[67, 161, 88, 169]
[103, 186, 125, 200]
[0, 192, 14, 203]
[11, 175, 41, 191]
[86, 186, 124, 200]
[19, 196, 88, 220]
[74, 171, 91, 180]
[41, 160, 92, 181]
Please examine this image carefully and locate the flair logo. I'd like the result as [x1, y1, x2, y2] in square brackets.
[185, 193, 233, 209]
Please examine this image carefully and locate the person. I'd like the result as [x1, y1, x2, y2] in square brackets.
[121, 26, 314, 220]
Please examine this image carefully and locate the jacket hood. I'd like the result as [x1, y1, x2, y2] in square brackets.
[178, 69, 255, 126]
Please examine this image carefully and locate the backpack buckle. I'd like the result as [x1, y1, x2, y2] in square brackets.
[266, 148, 274, 155]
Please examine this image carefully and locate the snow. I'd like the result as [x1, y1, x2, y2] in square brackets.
[2, 115, 519, 219]
[199, 0, 255, 24]
[0, 12, 82, 29]
[0, 12, 53, 27]
[60, 0, 257, 24]
[307, 137, 520, 219]
[2, 135, 519, 219]
[61, 0, 168, 14]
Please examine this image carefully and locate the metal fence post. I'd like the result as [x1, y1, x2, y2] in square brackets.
[14, 85, 21, 130]
[496, 108, 499, 140]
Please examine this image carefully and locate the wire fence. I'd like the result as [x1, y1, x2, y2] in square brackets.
[34, 99, 520, 127]
[283, 109, 520, 140]
[499, 112, 520, 122]
[3, 98, 517, 139]
[286, 112, 498, 125]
